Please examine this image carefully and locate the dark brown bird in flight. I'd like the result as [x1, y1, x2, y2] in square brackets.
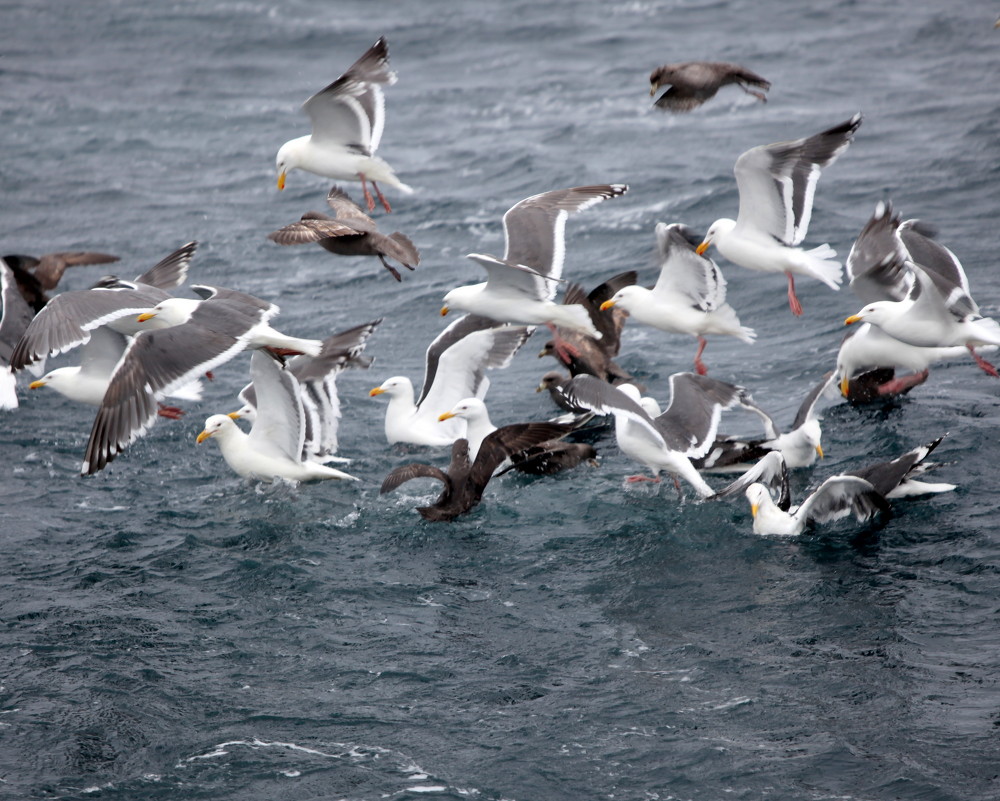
[649, 61, 770, 112]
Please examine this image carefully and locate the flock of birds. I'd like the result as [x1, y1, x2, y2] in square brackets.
[7, 36, 996, 534]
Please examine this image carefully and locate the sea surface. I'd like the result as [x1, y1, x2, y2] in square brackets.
[3, 1, 1000, 799]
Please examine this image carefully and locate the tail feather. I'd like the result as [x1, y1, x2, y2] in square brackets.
[801, 244, 843, 290]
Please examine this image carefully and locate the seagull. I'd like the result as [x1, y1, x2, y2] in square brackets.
[0, 259, 36, 409]
[275, 36, 411, 212]
[81, 285, 324, 474]
[197, 351, 358, 483]
[369, 314, 531, 447]
[230, 319, 381, 463]
[844, 201, 1000, 381]
[600, 223, 754, 375]
[696, 114, 862, 316]
[560, 373, 762, 497]
[693, 372, 833, 471]
[268, 186, 420, 281]
[713, 438, 954, 536]
[440, 184, 628, 349]
[537, 270, 640, 385]
[438, 397, 595, 475]
[380, 422, 570, 522]
[649, 61, 770, 112]
[2, 250, 119, 313]
[11, 243, 199, 414]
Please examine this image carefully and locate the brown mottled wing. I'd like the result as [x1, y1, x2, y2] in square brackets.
[268, 213, 362, 245]
[470, 423, 571, 488]
[380, 462, 451, 495]
[33, 251, 120, 290]
[326, 186, 378, 233]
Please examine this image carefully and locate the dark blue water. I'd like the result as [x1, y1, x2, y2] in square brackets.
[3, 1, 1000, 798]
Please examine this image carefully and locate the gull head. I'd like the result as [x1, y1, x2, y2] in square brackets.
[845, 302, 894, 329]
[745, 483, 771, 518]
[197, 414, 237, 444]
[696, 218, 736, 255]
[369, 376, 412, 399]
[275, 138, 306, 191]
[439, 397, 488, 423]
[136, 297, 199, 327]
[600, 286, 643, 313]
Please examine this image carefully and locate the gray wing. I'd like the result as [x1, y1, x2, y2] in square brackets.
[562, 375, 667, 448]
[655, 373, 756, 456]
[789, 371, 835, 431]
[302, 37, 394, 153]
[500, 184, 628, 281]
[417, 314, 530, 408]
[846, 201, 914, 304]
[1, 259, 35, 365]
[848, 436, 944, 497]
[899, 219, 979, 319]
[796, 476, 888, 525]
[9, 283, 170, 369]
[326, 186, 379, 232]
[81, 303, 264, 474]
[651, 222, 727, 310]
[711, 450, 791, 511]
[134, 242, 197, 290]
[190, 285, 279, 322]
[246, 350, 306, 462]
[734, 114, 862, 246]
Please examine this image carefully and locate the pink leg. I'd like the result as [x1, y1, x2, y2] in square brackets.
[786, 272, 803, 316]
[359, 174, 376, 212]
[545, 322, 581, 363]
[626, 475, 661, 484]
[693, 336, 708, 375]
[372, 181, 392, 213]
[968, 344, 1000, 377]
[876, 369, 930, 397]
[157, 403, 185, 420]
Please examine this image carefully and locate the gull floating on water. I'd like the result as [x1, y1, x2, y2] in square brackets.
[696, 114, 862, 316]
[275, 36, 411, 212]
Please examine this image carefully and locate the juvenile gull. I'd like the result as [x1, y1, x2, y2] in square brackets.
[369, 314, 531, 447]
[231, 319, 381, 463]
[380, 423, 569, 522]
[649, 61, 770, 112]
[441, 185, 628, 348]
[2, 250, 119, 313]
[601, 223, 754, 375]
[537, 270, 638, 384]
[844, 201, 1000, 381]
[197, 351, 357, 483]
[560, 373, 761, 497]
[713, 438, 954, 536]
[268, 186, 419, 281]
[696, 114, 862, 316]
[82, 285, 323, 474]
[275, 37, 411, 212]
[438, 397, 595, 476]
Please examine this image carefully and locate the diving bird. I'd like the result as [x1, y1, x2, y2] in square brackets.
[696, 114, 862, 316]
[438, 397, 594, 475]
[843, 201, 1000, 382]
[230, 319, 381, 463]
[197, 351, 358, 483]
[537, 270, 640, 385]
[649, 61, 770, 112]
[380, 422, 570, 522]
[560, 373, 762, 497]
[713, 438, 954, 536]
[440, 184, 628, 351]
[600, 222, 754, 375]
[275, 36, 411, 212]
[369, 314, 532, 447]
[268, 186, 420, 281]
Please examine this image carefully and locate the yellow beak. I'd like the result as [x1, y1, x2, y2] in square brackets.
[844, 314, 862, 325]
[29, 380, 46, 390]
[277, 171, 286, 191]
[695, 240, 710, 256]
[440, 305, 449, 317]
[750, 503, 759, 518]
[839, 377, 850, 397]
[438, 411, 456, 422]
[649, 84, 658, 97]
[816, 444, 824, 459]
[136, 311, 157, 323]
[196, 429, 212, 444]
[599, 300, 616, 311]
[227, 411, 241, 420]
[369, 387, 385, 397]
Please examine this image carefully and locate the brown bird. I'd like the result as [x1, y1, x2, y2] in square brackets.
[649, 61, 770, 112]
[2, 251, 119, 312]
[268, 186, 419, 281]
[538, 271, 639, 385]
[380, 422, 569, 522]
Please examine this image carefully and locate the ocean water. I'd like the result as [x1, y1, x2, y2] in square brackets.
[3, 1, 1000, 799]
